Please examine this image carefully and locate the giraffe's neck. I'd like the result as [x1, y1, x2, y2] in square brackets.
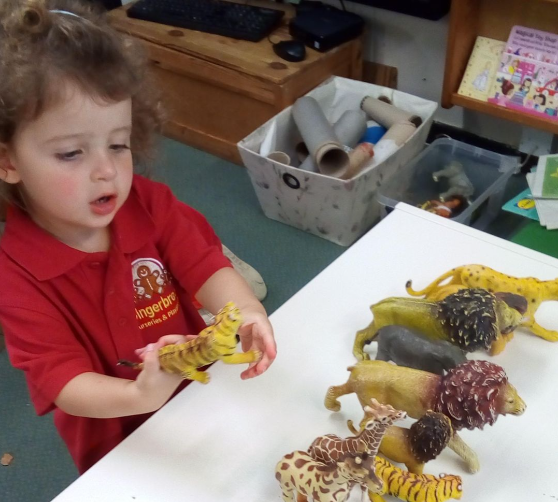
[358, 423, 391, 452]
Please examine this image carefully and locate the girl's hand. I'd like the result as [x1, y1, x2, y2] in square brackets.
[237, 310, 277, 380]
[132, 334, 195, 411]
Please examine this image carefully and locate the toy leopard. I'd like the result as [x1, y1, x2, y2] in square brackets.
[406, 264, 558, 343]
[119, 302, 260, 383]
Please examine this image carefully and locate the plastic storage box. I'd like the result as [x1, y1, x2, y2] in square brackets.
[237, 77, 438, 246]
[376, 138, 519, 229]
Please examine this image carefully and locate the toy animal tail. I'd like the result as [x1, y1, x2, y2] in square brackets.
[405, 269, 458, 297]
[117, 359, 143, 371]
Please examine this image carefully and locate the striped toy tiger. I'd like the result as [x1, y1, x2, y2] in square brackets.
[118, 302, 260, 383]
[369, 456, 462, 502]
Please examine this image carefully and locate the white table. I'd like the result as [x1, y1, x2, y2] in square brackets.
[52, 203, 558, 502]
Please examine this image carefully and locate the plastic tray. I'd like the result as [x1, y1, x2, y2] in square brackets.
[376, 138, 519, 229]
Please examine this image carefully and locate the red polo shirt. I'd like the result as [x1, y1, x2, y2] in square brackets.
[0, 175, 232, 473]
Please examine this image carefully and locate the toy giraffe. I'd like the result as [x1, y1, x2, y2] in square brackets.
[275, 450, 382, 502]
[310, 400, 462, 502]
[309, 399, 406, 464]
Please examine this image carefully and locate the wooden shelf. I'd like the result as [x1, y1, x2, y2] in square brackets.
[442, 0, 558, 133]
[451, 94, 558, 134]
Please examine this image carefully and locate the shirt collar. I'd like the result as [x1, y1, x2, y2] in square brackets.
[0, 183, 155, 281]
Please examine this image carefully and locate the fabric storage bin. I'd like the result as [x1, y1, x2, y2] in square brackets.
[237, 76, 438, 246]
[376, 138, 519, 229]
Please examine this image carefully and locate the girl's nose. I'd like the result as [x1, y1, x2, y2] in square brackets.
[92, 153, 117, 181]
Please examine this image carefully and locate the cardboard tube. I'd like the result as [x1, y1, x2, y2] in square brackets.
[342, 143, 375, 180]
[333, 109, 368, 147]
[298, 109, 367, 173]
[360, 96, 422, 129]
[292, 96, 349, 177]
[267, 151, 291, 165]
[381, 120, 417, 146]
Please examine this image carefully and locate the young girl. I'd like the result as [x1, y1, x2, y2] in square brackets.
[0, 0, 276, 474]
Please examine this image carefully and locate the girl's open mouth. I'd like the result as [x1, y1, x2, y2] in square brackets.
[91, 194, 117, 216]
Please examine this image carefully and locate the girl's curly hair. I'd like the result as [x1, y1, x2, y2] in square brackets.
[0, 0, 165, 214]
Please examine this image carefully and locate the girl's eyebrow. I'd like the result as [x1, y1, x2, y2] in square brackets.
[44, 126, 132, 144]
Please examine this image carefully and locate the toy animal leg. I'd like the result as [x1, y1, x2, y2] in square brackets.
[448, 433, 479, 474]
[181, 366, 210, 384]
[221, 350, 261, 364]
[489, 332, 514, 356]
[325, 383, 353, 412]
[402, 460, 424, 475]
[368, 491, 386, 502]
[438, 190, 452, 202]
[527, 320, 558, 341]
[347, 419, 359, 435]
[354, 322, 378, 361]
[375, 346, 390, 361]
[279, 486, 295, 502]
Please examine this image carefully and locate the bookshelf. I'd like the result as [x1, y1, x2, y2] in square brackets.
[442, 0, 558, 134]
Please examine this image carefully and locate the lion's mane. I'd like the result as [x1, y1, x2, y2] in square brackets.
[409, 411, 453, 463]
[433, 360, 508, 431]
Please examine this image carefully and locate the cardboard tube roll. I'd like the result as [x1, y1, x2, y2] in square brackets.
[298, 109, 367, 173]
[334, 109, 368, 147]
[292, 96, 349, 177]
[360, 96, 422, 129]
[343, 143, 375, 180]
[267, 151, 291, 165]
[381, 120, 417, 146]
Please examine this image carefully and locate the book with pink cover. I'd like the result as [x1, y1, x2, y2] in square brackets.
[487, 25, 558, 121]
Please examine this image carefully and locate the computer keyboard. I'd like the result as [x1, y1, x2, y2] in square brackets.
[127, 0, 285, 42]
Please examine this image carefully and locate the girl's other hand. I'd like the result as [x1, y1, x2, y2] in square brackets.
[237, 310, 276, 380]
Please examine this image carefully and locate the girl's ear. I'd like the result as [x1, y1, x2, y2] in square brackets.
[0, 143, 21, 184]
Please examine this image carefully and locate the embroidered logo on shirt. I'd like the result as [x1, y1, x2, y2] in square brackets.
[132, 258, 180, 330]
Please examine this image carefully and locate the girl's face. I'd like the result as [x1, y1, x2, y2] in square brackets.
[0, 81, 133, 251]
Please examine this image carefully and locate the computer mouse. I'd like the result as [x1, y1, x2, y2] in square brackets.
[273, 40, 306, 63]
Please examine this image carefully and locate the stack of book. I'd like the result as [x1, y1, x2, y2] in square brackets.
[527, 154, 558, 229]
[458, 26, 558, 121]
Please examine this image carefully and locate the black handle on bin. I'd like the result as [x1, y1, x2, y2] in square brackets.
[283, 173, 300, 190]
[282, 173, 301, 189]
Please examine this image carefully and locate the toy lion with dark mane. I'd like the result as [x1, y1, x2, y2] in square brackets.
[325, 360, 526, 473]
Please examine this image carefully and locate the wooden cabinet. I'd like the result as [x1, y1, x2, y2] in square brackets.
[108, 3, 363, 164]
[442, 0, 558, 134]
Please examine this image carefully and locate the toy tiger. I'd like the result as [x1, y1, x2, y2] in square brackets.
[118, 302, 260, 383]
[369, 456, 462, 502]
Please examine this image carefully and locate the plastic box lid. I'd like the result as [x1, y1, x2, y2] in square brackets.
[376, 138, 519, 228]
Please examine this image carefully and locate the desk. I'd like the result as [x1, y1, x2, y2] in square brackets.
[108, 3, 363, 165]
[51, 204, 558, 502]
